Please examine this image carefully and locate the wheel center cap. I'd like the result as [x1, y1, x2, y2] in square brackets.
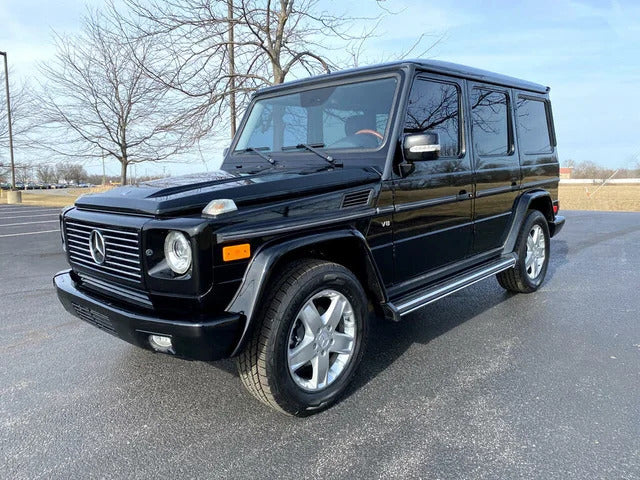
[317, 330, 331, 350]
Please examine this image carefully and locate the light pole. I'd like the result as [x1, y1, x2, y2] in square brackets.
[0, 51, 16, 190]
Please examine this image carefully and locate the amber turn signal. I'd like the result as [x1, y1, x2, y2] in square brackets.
[222, 243, 251, 262]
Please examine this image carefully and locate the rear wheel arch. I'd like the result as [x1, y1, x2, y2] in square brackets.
[503, 190, 554, 254]
[527, 193, 554, 222]
[227, 229, 385, 356]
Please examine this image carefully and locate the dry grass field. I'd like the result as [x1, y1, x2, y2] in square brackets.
[0, 185, 114, 208]
[558, 184, 640, 212]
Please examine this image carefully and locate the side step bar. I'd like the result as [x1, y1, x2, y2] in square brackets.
[385, 254, 517, 321]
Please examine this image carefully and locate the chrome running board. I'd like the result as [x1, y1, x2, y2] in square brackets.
[386, 254, 517, 319]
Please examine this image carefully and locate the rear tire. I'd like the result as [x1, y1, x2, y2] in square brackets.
[497, 210, 550, 293]
[237, 259, 368, 416]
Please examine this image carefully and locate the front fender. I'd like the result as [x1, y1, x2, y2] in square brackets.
[226, 228, 384, 356]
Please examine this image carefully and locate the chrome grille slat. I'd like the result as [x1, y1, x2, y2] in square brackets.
[66, 222, 138, 237]
[69, 255, 141, 279]
[105, 242, 138, 251]
[65, 219, 142, 283]
[105, 253, 139, 264]
[103, 235, 137, 243]
[105, 249, 138, 258]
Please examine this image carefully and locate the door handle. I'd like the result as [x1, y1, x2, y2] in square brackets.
[457, 190, 472, 200]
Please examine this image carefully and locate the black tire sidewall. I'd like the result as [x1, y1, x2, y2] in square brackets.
[267, 263, 368, 415]
[516, 210, 551, 290]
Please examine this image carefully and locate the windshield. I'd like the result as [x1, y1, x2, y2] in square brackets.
[234, 77, 398, 155]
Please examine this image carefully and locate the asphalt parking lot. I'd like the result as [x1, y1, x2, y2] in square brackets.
[1, 205, 639, 479]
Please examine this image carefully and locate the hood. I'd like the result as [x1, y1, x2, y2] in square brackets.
[74, 166, 382, 216]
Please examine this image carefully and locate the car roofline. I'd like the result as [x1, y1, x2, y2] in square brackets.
[256, 59, 549, 96]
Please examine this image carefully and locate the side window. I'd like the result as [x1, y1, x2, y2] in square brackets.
[516, 97, 552, 154]
[405, 79, 460, 157]
[471, 89, 510, 156]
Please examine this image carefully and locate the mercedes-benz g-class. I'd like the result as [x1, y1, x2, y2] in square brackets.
[54, 60, 565, 415]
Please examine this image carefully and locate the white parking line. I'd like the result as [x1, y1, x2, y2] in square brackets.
[0, 220, 59, 227]
[0, 229, 60, 238]
[0, 207, 61, 213]
[0, 213, 62, 220]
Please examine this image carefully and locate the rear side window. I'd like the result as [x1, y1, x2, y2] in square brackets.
[471, 89, 510, 156]
[516, 98, 552, 154]
[405, 79, 460, 157]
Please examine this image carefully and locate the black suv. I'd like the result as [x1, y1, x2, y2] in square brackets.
[54, 60, 565, 415]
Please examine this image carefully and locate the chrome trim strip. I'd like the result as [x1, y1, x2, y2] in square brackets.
[394, 194, 459, 212]
[521, 177, 559, 189]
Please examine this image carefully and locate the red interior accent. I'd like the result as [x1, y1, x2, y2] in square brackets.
[355, 129, 384, 140]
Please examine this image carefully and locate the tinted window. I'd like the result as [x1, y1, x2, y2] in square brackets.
[471, 89, 510, 156]
[405, 79, 460, 157]
[516, 98, 552, 153]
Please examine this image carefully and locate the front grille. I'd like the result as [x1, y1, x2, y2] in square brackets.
[71, 302, 116, 334]
[65, 220, 142, 282]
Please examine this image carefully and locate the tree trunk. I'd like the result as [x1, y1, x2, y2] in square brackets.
[228, 0, 236, 137]
[120, 161, 128, 185]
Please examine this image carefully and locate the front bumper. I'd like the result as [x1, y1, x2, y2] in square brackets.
[549, 215, 565, 237]
[54, 270, 243, 361]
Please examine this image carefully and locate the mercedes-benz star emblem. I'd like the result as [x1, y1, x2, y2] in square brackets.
[89, 230, 106, 265]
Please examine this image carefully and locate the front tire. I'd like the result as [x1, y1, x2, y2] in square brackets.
[237, 259, 368, 416]
[497, 209, 551, 293]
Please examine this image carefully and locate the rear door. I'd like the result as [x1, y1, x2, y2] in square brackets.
[467, 83, 520, 253]
[513, 92, 558, 197]
[392, 74, 474, 285]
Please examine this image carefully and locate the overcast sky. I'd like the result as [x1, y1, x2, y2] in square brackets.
[1, 0, 639, 177]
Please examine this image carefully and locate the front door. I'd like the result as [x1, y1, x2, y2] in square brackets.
[392, 75, 473, 286]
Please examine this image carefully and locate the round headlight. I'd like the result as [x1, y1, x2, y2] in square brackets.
[164, 231, 192, 275]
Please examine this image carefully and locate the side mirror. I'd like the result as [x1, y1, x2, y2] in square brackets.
[403, 132, 441, 161]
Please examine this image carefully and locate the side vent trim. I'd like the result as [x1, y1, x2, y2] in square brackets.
[341, 189, 373, 209]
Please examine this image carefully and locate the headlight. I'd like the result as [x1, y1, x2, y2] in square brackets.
[164, 231, 192, 275]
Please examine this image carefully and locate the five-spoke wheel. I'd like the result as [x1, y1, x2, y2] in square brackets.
[237, 260, 368, 416]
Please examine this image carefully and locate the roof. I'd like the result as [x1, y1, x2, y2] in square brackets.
[258, 59, 549, 95]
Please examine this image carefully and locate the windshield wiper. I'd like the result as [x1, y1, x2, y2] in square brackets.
[282, 143, 339, 167]
[240, 147, 275, 165]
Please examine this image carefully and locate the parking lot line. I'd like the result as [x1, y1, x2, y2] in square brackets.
[0, 208, 61, 213]
[0, 229, 61, 238]
[0, 220, 60, 227]
[0, 213, 63, 220]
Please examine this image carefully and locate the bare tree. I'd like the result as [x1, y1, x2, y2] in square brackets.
[36, 164, 57, 184]
[55, 161, 88, 185]
[118, 0, 426, 138]
[38, 9, 192, 185]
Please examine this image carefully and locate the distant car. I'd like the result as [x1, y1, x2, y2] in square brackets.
[0, 182, 11, 190]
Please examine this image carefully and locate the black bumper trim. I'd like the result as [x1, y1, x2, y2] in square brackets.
[549, 215, 565, 237]
[54, 270, 244, 361]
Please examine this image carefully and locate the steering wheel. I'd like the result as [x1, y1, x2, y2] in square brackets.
[355, 129, 384, 141]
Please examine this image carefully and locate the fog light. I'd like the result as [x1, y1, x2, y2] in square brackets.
[149, 334, 173, 352]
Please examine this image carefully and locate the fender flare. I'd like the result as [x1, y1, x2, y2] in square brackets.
[502, 190, 553, 254]
[226, 228, 386, 356]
